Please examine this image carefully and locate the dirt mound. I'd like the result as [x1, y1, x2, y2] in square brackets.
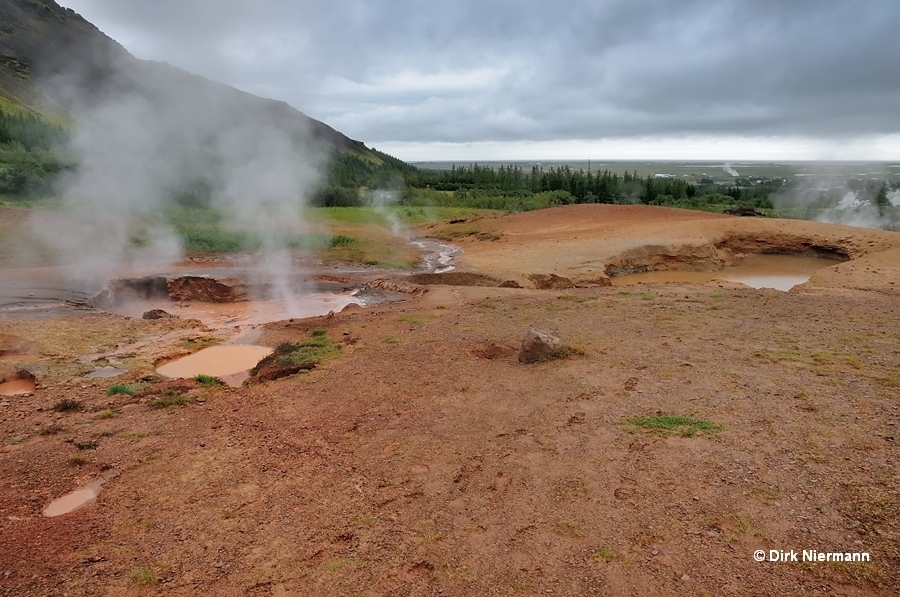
[365, 277, 427, 295]
[407, 271, 503, 287]
[167, 275, 249, 303]
[528, 273, 576, 289]
[470, 342, 517, 359]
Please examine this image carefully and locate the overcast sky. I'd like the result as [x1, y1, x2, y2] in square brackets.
[58, 0, 900, 162]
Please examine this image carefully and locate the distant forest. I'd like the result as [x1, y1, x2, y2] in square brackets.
[2, 106, 895, 228]
[322, 156, 777, 213]
[0, 108, 69, 197]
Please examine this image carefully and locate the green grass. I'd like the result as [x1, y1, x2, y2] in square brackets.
[309, 328, 328, 337]
[178, 337, 220, 351]
[129, 567, 157, 586]
[249, 336, 340, 378]
[328, 234, 358, 248]
[148, 390, 192, 410]
[622, 415, 721, 437]
[193, 374, 224, 386]
[272, 337, 340, 367]
[106, 383, 134, 396]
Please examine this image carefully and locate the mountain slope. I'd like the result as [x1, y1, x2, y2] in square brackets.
[0, 0, 377, 159]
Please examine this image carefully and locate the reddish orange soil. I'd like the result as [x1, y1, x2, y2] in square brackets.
[1, 205, 899, 596]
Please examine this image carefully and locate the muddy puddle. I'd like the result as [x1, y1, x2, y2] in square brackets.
[156, 345, 273, 386]
[611, 254, 842, 291]
[0, 378, 35, 396]
[43, 479, 104, 517]
[112, 292, 360, 331]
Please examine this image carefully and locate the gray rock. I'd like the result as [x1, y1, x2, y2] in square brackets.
[518, 328, 563, 363]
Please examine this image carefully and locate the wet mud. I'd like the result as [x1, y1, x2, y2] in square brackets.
[156, 345, 273, 386]
[612, 254, 843, 291]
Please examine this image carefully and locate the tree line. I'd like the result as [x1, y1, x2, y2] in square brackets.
[0, 108, 69, 197]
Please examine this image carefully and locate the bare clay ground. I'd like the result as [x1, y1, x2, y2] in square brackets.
[1, 205, 899, 596]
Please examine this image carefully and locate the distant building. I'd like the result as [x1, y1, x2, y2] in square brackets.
[653, 173, 675, 179]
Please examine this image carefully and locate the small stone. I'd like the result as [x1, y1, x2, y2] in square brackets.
[692, 496, 699, 501]
[214, 562, 223, 568]
[651, 549, 660, 556]
[681, 574, 691, 581]
[706, 530, 719, 537]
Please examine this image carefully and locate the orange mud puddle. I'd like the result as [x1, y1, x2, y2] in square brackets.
[156, 345, 273, 386]
[0, 378, 35, 395]
[612, 254, 842, 291]
[112, 292, 360, 330]
[42, 480, 104, 517]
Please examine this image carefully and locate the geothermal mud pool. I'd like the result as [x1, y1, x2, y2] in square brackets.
[156, 345, 274, 386]
[611, 254, 842, 291]
[42, 480, 105, 518]
[0, 378, 35, 396]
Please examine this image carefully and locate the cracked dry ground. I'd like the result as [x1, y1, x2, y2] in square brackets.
[1, 283, 899, 596]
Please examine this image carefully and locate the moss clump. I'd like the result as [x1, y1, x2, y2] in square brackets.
[250, 334, 341, 383]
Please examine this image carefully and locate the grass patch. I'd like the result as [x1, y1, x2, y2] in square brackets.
[558, 295, 598, 303]
[328, 234, 358, 248]
[129, 567, 157, 587]
[106, 383, 134, 396]
[193, 374, 224, 386]
[73, 439, 99, 450]
[592, 548, 616, 561]
[95, 409, 119, 420]
[309, 328, 328, 337]
[381, 336, 399, 344]
[249, 336, 341, 381]
[622, 415, 721, 437]
[121, 431, 153, 443]
[272, 338, 339, 367]
[148, 390, 192, 410]
[397, 314, 436, 326]
[39, 421, 63, 435]
[555, 518, 585, 537]
[52, 399, 83, 412]
[178, 337, 220, 351]
[68, 455, 90, 466]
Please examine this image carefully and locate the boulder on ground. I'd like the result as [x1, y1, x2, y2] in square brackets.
[142, 309, 179, 320]
[518, 328, 563, 363]
[499, 280, 523, 288]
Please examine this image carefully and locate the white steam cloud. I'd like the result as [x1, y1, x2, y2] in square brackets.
[33, 57, 324, 307]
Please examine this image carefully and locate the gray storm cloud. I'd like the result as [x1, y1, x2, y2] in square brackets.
[58, 0, 900, 152]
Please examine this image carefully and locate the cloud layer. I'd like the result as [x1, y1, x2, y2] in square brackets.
[59, 0, 900, 159]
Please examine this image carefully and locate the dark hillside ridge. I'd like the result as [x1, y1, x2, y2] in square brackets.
[0, 0, 376, 158]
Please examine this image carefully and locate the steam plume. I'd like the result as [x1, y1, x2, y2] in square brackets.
[32, 55, 325, 305]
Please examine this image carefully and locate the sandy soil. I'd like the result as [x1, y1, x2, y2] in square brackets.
[1, 205, 899, 596]
[425, 204, 900, 292]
